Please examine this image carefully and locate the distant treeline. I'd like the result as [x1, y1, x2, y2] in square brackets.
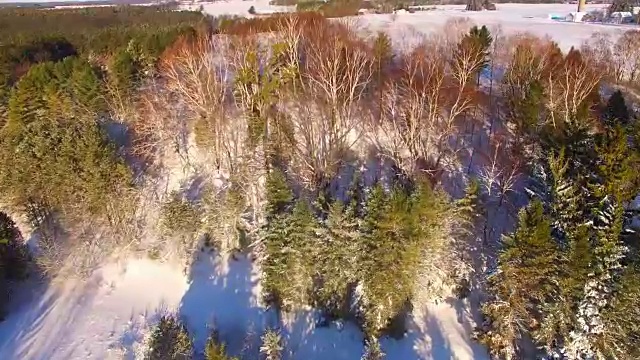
[272, 0, 609, 6]
[0, 6, 212, 103]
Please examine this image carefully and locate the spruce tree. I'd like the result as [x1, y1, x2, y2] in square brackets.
[204, 331, 238, 360]
[262, 171, 317, 310]
[314, 199, 360, 318]
[598, 262, 640, 359]
[603, 90, 630, 128]
[259, 328, 283, 360]
[479, 200, 564, 358]
[146, 315, 193, 360]
[361, 337, 385, 360]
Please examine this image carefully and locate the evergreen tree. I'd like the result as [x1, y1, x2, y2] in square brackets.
[603, 90, 630, 128]
[598, 262, 640, 359]
[479, 200, 564, 358]
[361, 337, 385, 360]
[314, 199, 360, 318]
[146, 315, 193, 360]
[565, 205, 627, 359]
[264, 169, 293, 219]
[592, 125, 638, 205]
[204, 331, 238, 360]
[259, 328, 283, 360]
[262, 171, 317, 310]
[108, 47, 139, 99]
[0, 61, 132, 217]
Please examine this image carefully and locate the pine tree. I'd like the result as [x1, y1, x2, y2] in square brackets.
[204, 331, 238, 360]
[565, 204, 627, 360]
[457, 177, 482, 227]
[259, 328, 283, 360]
[547, 149, 584, 243]
[314, 198, 360, 318]
[262, 176, 317, 311]
[478, 200, 564, 358]
[361, 337, 385, 360]
[146, 315, 193, 360]
[592, 125, 638, 205]
[598, 262, 640, 359]
[603, 90, 630, 128]
[264, 169, 293, 219]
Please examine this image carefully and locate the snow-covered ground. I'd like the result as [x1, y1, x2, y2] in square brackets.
[361, 4, 634, 51]
[189, 1, 635, 51]
[0, 253, 486, 359]
[180, 0, 295, 17]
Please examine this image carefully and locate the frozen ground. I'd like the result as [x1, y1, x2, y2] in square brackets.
[0, 253, 487, 359]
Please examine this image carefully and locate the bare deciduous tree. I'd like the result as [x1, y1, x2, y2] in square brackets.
[289, 20, 372, 187]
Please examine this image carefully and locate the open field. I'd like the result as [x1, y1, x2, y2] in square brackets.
[361, 4, 635, 51]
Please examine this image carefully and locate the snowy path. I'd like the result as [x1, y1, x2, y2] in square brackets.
[0, 254, 487, 359]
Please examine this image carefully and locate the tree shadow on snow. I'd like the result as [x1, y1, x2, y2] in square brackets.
[178, 251, 270, 359]
[280, 311, 364, 360]
[0, 271, 100, 360]
[381, 304, 489, 360]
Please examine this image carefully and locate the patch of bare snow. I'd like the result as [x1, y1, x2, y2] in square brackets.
[0, 250, 488, 359]
[0, 258, 188, 360]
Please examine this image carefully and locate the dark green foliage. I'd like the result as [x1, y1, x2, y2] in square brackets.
[262, 198, 316, 310]
[108, 48, 139, 98]
[592, 124, 638, 203]
[160, 192, 200, 237]
[359, 182, 451, 336]
[599, 262, 640, 358]
[146, 315, 193, 360]
[264, 169, 294, 218]
[261, 175, 454, 338]
[478, 200, 564, 357]
[507, 80, 544, 142]
[604, 90, 630, 127]
[0, 6, 206, 102]
[0, 61, 132, 216]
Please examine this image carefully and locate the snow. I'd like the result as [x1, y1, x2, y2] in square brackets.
[180, 0, 294, 17]
[3, 3, 629, 359]
[0, 258, 188, 360]
[358, 4, 636, 52]
[189, 1, 636, 52]
[0, 253, 488, 359]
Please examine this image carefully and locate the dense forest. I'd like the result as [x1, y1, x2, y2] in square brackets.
[0, 4, 639, 360]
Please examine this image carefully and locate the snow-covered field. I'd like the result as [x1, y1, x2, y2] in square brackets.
[190, 1, 635, 51]
[361, 4, 633, 51]
[0, 3, 634, 360]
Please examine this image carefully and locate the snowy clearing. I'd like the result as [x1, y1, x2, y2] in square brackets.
[0, 254, 487, 359]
